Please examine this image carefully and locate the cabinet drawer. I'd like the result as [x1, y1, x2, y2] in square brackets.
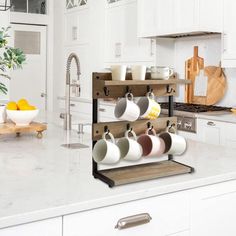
[0, 218, 62, 236]
[59, 100, 92, 115]
[63, 191, 190, 236]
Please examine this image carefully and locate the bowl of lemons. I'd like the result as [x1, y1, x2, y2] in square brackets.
[6, 99, 39, 126]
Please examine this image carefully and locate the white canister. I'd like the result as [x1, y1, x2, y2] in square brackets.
[131, 65, 147, 81]
[0, 105, 6, 124]
[111, 65, 127, 81]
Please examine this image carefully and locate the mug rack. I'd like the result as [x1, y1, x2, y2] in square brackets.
[92, 72, 194, 187]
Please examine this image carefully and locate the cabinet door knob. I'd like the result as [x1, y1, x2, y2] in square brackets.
[207, 121, 216, 126]
[115, 213, 152, 230]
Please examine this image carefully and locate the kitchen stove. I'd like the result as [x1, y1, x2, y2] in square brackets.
[160, 102, 231, 133]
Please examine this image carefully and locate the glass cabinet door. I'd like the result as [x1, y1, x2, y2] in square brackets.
[11, 0, 47, 14]
[11, 0, 27, 13]
[66, 0, 88, 9]
[28, 0, 46, 14]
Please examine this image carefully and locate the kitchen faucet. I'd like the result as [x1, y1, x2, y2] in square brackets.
[60, 53, 81, 130]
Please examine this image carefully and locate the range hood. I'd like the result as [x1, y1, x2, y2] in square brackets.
[156, 31, 221, 39]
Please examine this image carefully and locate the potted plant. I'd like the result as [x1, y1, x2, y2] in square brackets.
[0, 27, 26, 123]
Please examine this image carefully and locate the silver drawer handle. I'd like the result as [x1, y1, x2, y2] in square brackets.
[207, 121, 216, 126]
[115, 213, 152, 230]
[70, 104, 76, 107]
[99, 108, 106, 112]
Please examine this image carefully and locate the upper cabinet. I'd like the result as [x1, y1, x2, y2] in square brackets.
[105, 0, 156, 64]
[221, 0, 236, 68]
[138, 0, 222, 38]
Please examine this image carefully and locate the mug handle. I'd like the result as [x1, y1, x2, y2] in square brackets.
[169, 69, 174, 77]
[145, 128, 157, 136]
[125, 130, 138, 141]
[146, 92, 155, 100]
[102, 132, 116, 144]
[166, 124, 176, 134]
[125, 92, 134, 101]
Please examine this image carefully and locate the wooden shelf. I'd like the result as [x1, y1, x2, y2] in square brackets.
[96, 160, 193, 187]
[104, 79, 191, 86]
[93, 117, 177, 140]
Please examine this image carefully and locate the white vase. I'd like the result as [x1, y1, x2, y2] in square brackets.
[0, 105, 6, 124]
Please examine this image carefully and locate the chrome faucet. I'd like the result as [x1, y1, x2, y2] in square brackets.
[60, 53, 81, 130]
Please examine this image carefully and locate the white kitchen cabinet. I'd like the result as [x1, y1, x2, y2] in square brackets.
[197, 118, 223, 145]
[63, 191, 190, 236]
[98, 102, 118, 122]
[105, 0, 156, 64]
[173, 0, 196, 34]
[137, 0, 158, 38]
[0, 218, 62, 236]
[197, 118, 236, 147]
[222, 0, 236, 67]
[191, 180, 236, 236]
[65, 7, 90, 46]
[170, 232, 189, 236]
[138, 0, 222, 38]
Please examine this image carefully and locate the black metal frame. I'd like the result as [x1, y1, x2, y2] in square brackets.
[0, 0, 12, 11]
[92, 89, 194, 188]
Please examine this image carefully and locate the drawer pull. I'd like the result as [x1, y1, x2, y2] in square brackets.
[115, 213, 152, 230]
[99, 108, 106, 112]
[70, 104, 76, 107]
[207, 121, 216, 126]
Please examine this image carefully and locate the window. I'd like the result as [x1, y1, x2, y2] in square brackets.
[11, 0, 47, 14]
[66, 0, 88, 9]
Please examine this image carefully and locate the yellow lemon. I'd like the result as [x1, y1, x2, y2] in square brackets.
[7, 101, 18, 110]
[28, 105, 37, 110]
[17, 98, 29, 107]
[19, 105, 37, 111]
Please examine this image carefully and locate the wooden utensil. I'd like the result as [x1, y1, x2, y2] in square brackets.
[185, 46, 204, 103]
[203, 65, 227, 105]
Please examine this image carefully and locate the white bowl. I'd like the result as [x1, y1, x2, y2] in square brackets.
[6, 109, 39, 126]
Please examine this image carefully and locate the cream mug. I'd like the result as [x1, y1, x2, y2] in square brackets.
[114, 93, 140, 122]
[117, 130, 143, 161]
[111, 65, 127, 81]
[137, 129, 165, 157]
[151, 66, 174, 80]
[159, 130, 187, 156]
[137, 93, 161, 120]
[92, 132, 120, 164]
[131, 65, 147, 81]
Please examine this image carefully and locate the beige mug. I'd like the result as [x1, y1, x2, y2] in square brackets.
[117, 130, 143, 161]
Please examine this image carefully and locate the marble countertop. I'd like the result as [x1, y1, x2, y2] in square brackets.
[1, 117, 236, 229]
[196, 111, 236, 123]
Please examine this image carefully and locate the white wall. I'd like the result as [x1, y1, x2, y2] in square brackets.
[0, 10, 10, 101]
[169, 35, 236, 107]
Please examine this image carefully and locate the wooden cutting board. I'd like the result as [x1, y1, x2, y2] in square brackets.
[185, 46, 204, 103]
[185, 47, 227, 105]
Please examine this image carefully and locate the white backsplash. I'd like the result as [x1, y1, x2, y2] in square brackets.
[159, 35, 236, 107]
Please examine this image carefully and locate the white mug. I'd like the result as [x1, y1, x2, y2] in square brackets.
[93, 132, 120, 164]
[137, 129, 165, 157]
[159, 131, 187, 155]
[114, 93, 140, 122]
[0, 105, 6, 124]
[131, 65, 147, 81]
[137, 93, 161, 120]
[151, 66, 174, 80]
[117, 130, 143, 161]
[111, 65, 127, 81]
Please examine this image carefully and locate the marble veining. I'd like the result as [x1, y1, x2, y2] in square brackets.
[1, 116, 236, 229]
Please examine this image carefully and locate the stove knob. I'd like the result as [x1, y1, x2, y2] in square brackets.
[177, 121, 182, 129]
[185, 122, 192, 130]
